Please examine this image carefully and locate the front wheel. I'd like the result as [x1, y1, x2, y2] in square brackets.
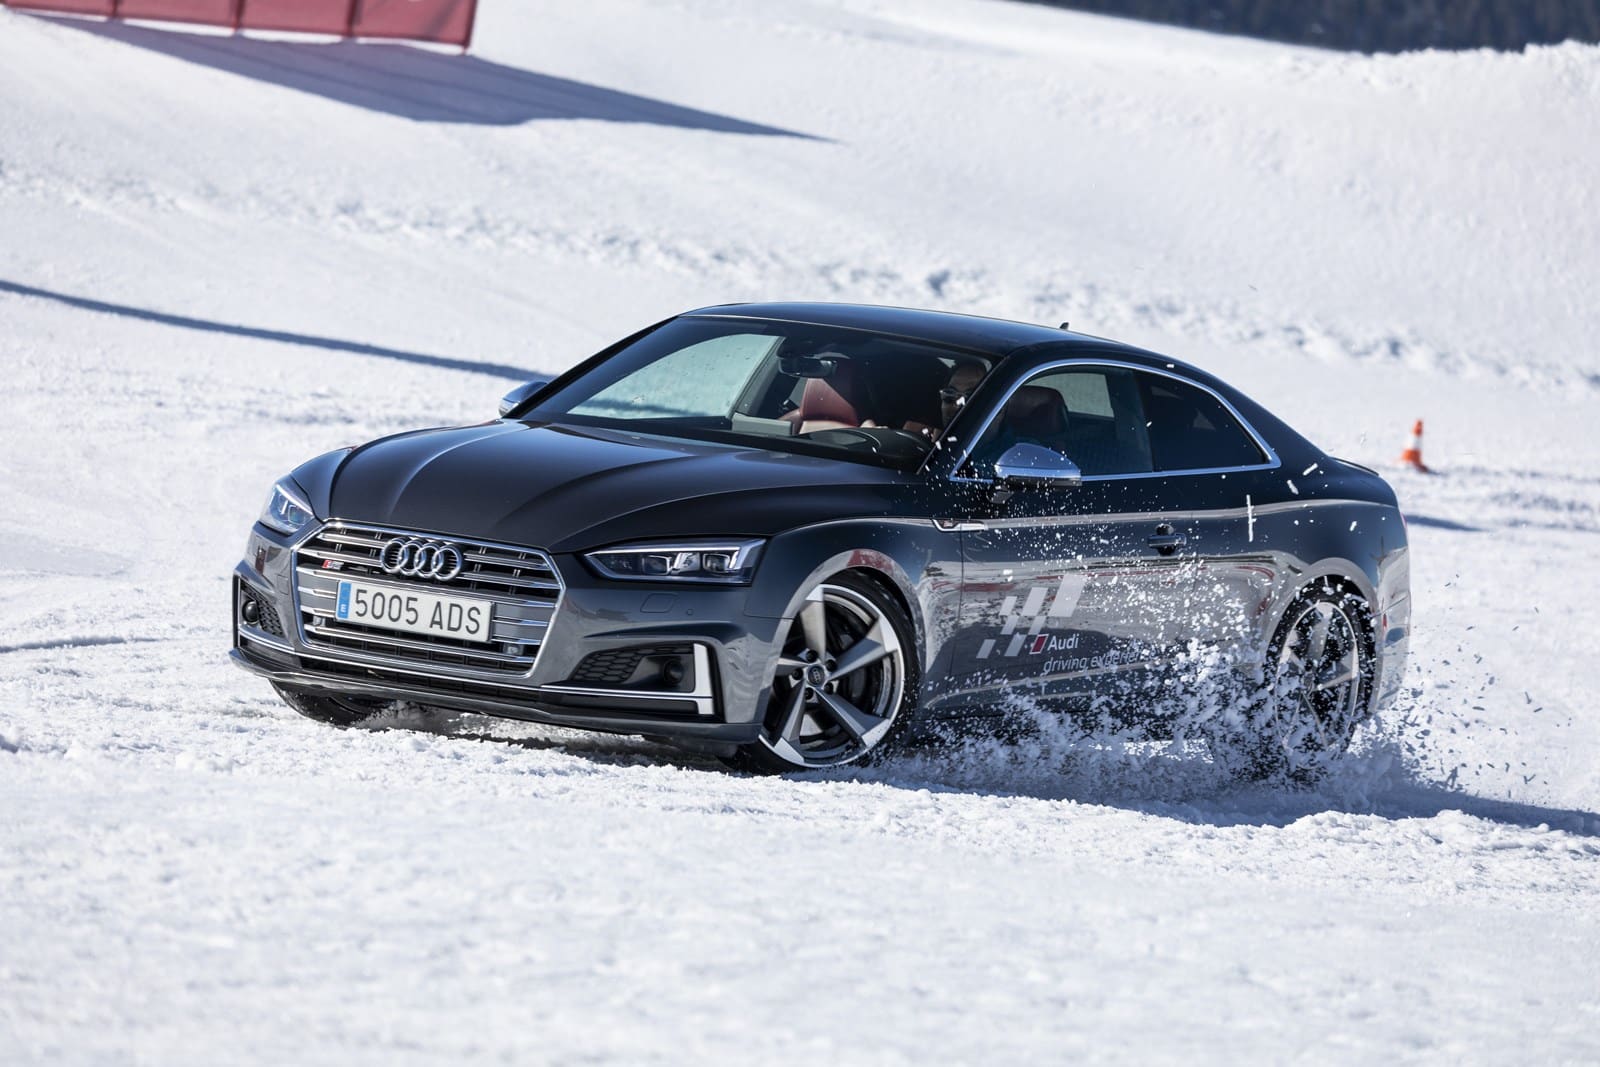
[726, 573, 917, 773]
[1211, 583, 1376, 783]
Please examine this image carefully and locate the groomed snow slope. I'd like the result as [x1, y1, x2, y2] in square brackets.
[2, 1, 1598, 1061]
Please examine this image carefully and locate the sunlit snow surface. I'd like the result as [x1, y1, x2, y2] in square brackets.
[2, 0, 1598, 1061]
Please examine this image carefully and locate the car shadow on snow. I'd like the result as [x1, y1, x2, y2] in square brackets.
[359, 704, 733, 771]
[851, 735, 1600, 838]
[34, 14, 822, 136]
[1403, 514, 1482, 533]
[362, 708, 1600, 838]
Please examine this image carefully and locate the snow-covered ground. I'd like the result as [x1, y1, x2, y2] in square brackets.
[2, 1, 1597, 1061]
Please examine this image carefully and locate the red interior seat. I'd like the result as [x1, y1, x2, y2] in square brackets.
[782, 360, 875, 434]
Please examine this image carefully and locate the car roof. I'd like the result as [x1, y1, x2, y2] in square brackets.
[680, 300, 1228, 384]
[683, 301, 1082, 357]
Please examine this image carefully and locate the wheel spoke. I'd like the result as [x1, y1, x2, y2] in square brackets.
[800, 598, 829, 657]
[819, 692, 888, 745]
[833, 613, 899, 679]
[832, 637, 889, 680]
[765, 734, 808, 767]
[1315, 668, 1356, 692]
[1306, 611, 1332, 665]
[777, 653, 809, 672]
[778, 685, 808, 743]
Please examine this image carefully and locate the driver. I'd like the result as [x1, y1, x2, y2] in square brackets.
[939, 363, 985, 431]
[903, 362, 985, 440]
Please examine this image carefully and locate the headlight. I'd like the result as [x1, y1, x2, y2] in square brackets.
[585, 539, 765, 584]
[259, 479, 314, 536]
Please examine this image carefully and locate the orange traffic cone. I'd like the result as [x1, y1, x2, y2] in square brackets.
[1398, 419, 1430, 472]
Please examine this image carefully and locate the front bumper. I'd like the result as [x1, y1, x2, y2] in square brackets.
[232, 521, 781, 745]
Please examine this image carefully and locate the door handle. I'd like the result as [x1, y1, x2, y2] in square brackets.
[1147, 524, 1187, 554]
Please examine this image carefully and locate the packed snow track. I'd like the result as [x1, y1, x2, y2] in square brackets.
[2, 1, 1597, 1061]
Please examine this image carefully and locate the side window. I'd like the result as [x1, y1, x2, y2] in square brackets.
[970, 367, 1153, 477]
[1138, 374, 1268, 472]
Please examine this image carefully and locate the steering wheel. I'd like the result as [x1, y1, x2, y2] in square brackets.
[878, 426, 934, 446]
[797, 427, 882, 454]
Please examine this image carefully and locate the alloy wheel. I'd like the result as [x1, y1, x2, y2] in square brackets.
[759, 582, 906, 769]
[1261, 598, 1366, 766]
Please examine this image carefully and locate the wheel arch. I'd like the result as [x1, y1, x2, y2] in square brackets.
[769, 548, 928, 667]
[1273, 550, 1376, 607]
[1268, 563, 1381, 660]
[746, 520, 957, 678]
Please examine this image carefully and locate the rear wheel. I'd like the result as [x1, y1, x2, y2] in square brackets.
[272, 683, 393, 728]
[1213, 583, 1375, 783]
[727, 573, 917, 773]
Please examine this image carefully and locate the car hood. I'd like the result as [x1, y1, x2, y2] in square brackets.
[298, 420, 915, 553]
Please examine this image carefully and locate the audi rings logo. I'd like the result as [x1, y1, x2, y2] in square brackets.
[379, 538, 465, 581]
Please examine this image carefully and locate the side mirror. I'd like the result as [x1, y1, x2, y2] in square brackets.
[992, 443, 1082, 487]
[498, 377, 554, 418]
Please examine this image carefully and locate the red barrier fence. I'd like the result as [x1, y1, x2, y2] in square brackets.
[1, 0, 478, 48]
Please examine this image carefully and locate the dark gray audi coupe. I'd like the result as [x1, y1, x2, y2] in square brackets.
[232, 303, 1409, 776]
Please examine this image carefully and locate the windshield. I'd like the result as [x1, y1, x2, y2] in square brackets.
[526, 317, 996, 469]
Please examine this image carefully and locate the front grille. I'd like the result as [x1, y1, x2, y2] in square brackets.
[293, 523, 562, 680]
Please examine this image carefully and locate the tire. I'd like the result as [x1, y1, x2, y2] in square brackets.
[726, 572, 919, 774]
[272, 682, 393, 728]
[1210, 581, 1376, 784]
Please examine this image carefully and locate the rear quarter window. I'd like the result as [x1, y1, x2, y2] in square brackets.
[1139, 374, 1269, 472]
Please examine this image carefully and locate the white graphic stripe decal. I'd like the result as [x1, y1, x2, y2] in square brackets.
[1047, 574, 1087, 617]
[977, 572, 1089, 659]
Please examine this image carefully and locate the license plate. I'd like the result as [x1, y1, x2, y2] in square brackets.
[335, 579, 493, 643]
